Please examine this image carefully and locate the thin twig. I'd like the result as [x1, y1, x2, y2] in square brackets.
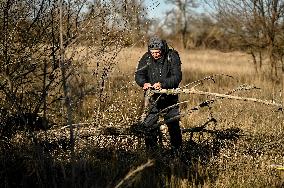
[180, 74, 234, 89]
[114, 159, 155, 188]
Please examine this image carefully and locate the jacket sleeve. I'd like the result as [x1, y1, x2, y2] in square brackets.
[135, 53, 149, 87]
[160, 51, 182, 89]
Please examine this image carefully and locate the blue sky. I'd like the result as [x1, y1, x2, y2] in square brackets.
[144, 0, 171, 20]
[143, 0, 212, 20]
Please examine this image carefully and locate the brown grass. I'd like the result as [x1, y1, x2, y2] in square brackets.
[112, 47, 283, 187]
[1, 47, 283, 188]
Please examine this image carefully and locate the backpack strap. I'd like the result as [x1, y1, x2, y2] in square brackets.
[167, 49, 179, 64]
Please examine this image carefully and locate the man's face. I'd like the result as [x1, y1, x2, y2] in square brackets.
[150, 49, 162, 60]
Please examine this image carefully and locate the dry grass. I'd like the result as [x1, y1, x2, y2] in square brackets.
[112, 47, 284, 187]
[1, 47, 283, 187]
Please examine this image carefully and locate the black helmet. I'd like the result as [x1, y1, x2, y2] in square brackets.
[148, 36, 164, 51]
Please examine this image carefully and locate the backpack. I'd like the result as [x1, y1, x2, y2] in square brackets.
[161, 40, 180, 64]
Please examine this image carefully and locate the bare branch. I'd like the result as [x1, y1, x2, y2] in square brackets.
[153, 88, 282, 107]
[114, 159, 155, 188]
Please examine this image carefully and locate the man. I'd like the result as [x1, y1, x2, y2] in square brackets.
[135, 36, 183, 152]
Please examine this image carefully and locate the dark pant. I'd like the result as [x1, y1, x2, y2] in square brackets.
[144, 104, 182, 150]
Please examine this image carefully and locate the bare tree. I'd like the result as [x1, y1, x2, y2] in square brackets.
[116, 0, 149, 45]
[207, 0, 284, 76]
[0, 0, 150, 136]
[165, 0, 199, 49]
[186, 13, 228, 49]
[0, 0, 62, 118]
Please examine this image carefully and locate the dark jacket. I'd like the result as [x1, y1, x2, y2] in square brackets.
[135, 49, 182, 107]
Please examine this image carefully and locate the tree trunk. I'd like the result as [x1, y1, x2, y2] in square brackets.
[59, 0, 75, 185]
[250, 51, 258, 74]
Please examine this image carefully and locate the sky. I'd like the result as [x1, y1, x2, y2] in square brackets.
[143, 0, 212, 20]
[143, 0, 171, 20]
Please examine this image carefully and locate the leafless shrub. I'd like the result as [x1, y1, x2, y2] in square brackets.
[206, 0, 284, 76]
